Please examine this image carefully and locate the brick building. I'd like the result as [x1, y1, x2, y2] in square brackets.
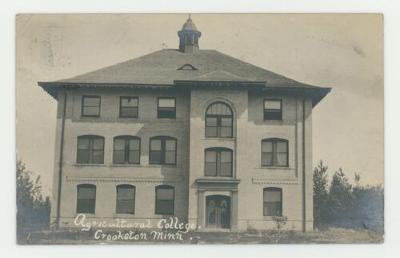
[38, 17, 330, 232]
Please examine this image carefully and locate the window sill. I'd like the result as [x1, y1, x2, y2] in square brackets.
[256, 166, 293, 170]
[80, 116, 100, 118]
[263, 215, 284, 219]
[147, 164, 178, 168]
[76, 213, 96, 217]
[119, 116, 139, 119]
[154, 214, 175, 217]
[111, 164, 142, 167]
[263, 118, 283, 121]
[196, 177, 240, 185]
[112, 213, 136, 217]
[261, 120, 284, 124]
[201, 176, 235, 179]
[74, 163, 107, 167]
[203, 137, 236, 141]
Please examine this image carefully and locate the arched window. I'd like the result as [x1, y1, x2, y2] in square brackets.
[76, 184, 96, 214]
[155, 185, 175, 215]
[149, 136, 177, 165]
[205, 102, 233, 138]
[263, 188, 282, 216]
[113, 136, 141, 164]
[116, 184, 135, 214]
[261, 138, 288, 167]
[205, 147, 233, 177]
[77, 135, 104, 164]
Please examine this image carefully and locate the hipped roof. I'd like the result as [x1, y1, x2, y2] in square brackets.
[38, 49, 331, 106]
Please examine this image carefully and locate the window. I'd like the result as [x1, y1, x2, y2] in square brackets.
[81, 96, 101, 117]
[205, 102, 233, 138]
[120, 97, 138, 118]
[261, 138, 288, 167]
[149, 136, 177, 165]
[205, 148, 233, 177]
[113, 136, 140, 164]
[116, 185, 135, 214]
[157, 98, 176, 118]
[155, 185, 174, 215]
[264, 99, 282, 120]
[77, 135, 104, 164]
[263, 188, 282, 216]
[77, 184, 96, 214]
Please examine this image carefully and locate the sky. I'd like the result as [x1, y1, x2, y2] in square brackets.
[16, 14, 383, 196]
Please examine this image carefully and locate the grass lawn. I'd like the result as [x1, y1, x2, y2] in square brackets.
[19, 227, 383, 245]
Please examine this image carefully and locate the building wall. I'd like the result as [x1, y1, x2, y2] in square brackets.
[51, 87, 313, 231]
[242, 92, 313, 231]
[51, 88, 190, 228]
[187, 89, 313, 231]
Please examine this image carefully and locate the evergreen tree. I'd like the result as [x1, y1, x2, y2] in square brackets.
[328, 168, 353, 226]
[313, 160, 329, 228]
[313, 161, 384, 231]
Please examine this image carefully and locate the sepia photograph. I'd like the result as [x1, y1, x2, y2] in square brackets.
[15, 13, 384, 244]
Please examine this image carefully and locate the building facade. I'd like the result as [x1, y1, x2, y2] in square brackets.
[39, 17, 330, 232]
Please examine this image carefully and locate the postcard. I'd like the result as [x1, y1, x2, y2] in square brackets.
[16, 13, 384, 244]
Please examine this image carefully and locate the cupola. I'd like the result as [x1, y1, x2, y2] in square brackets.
[178, 15, 201, 53]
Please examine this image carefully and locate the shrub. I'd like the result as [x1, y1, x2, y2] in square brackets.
[272, 216, 287, 231]
[16, 160, 50, 243]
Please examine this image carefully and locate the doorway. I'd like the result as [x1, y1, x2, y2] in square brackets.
[206, 195, 231, 229]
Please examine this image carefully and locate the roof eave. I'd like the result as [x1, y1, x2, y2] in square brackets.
[37, 81, 175, 98]
[261, 86, 332, 107]
[38, 81, 332, 107]
[174, 80, 266, 88]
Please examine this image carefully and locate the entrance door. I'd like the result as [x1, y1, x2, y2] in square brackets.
[206, 195, 231, 229]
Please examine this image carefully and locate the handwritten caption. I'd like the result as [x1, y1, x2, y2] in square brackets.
[74, 214, 197, 241]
